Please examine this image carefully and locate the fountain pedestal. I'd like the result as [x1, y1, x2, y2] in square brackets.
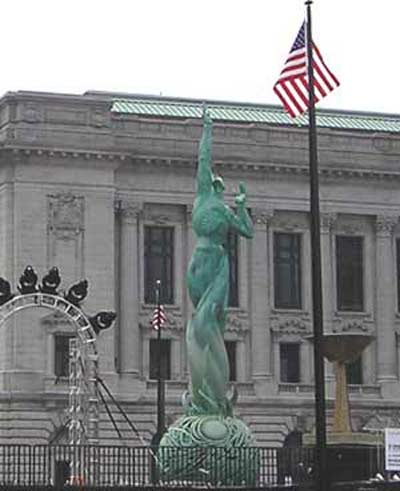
[303, 333, 382, 481]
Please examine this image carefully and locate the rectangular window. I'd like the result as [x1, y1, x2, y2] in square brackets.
[396, 239, 400, 312]
[149, 339, 171, 380]
[54, 334, 75, 377]
[144, 226, 174, 304]
[346, 356, 363, 385]
[280, 343, 300, 383]
[225, 340, 237, 381]
[336, 236, 364, 311]
[274, 233, 302, 309]
[226, 231, 239, 307]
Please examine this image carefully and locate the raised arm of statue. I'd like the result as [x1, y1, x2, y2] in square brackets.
[196, 109, 213, 197]
[227, 182, 254, 239]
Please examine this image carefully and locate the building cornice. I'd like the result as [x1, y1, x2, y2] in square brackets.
[0, 146, 127, 162]
[1, 147, 400, 183]
[128, 155, 400, 182]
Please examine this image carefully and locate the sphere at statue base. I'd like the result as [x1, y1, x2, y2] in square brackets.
[157, 415, 259, 485]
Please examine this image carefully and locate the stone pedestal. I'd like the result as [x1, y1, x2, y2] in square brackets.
[302, 333, 380, 483]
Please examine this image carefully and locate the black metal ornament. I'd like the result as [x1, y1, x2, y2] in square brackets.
[0, 278, 13, 306]
[40, 266, 61, 295]
[18, 265, 38, 294]
[65, 279, 88, 306]
[0, 266, 116, 335]
[89, 311, 117, 334]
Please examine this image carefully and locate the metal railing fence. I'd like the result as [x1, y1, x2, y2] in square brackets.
[0, 444, 384, 487]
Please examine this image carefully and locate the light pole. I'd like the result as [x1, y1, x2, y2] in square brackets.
[155, 280, 166, 441]
[150, 280, 166, 482]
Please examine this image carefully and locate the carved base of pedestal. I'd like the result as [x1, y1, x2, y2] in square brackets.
[300, 433, 384, 483]
[303, 431, 383, 446]
[157, 415, 259, 485]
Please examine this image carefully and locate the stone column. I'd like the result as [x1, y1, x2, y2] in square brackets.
[375, 214, 398, 395]
[320, 213, 337, 328]
[237, 339, 247, 383]
[182, 205, 195, 378]
[119, 202, 141, 375]
[174, 219, 185, 308]
[320, 213, 337, 384]
[171, 337, 181, 380]
[250, 208, 274, 397]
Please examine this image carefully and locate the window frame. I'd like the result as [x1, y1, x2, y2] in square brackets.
[224, 340, 237, 381]
[279, 342, 301, 384]
[54, 333, 76, 378]
[149, 338, 172, 381]
[335, 235, 364, 312]
[345, 355, 363, 385]
[144, 225, 175, 305]
[273, 232, 303, 310]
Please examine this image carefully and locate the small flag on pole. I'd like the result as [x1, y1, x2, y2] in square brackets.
[151, 305, 167, 330]
[273, 22, 340, 118]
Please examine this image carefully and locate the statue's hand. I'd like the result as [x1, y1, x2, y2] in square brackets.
[203, 107, 213, 128]
[235, 182, 247, 206]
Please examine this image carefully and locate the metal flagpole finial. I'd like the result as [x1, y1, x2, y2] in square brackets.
[155, 280, 161, 305]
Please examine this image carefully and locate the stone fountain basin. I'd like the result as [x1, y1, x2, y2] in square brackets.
[321, 333, 374, 364]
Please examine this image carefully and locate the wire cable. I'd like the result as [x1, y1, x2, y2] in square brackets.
[98, 384, 125, 443]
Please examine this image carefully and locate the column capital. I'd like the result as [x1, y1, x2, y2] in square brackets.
[117, 201, 143, 224]
[375, 214, 399, 237]
[320, 212, 338, 233]
[185, 204, 193, 223]
[252, 208, 274, 228]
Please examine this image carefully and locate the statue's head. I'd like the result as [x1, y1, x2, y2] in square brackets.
[212, 175, 225, 196]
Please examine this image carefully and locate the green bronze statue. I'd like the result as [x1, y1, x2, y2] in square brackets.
[158, 110, 259, 485]
[185, 110, 253, 416]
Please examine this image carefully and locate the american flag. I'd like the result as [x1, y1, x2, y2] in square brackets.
[151, 305, 167, 330]
[273, 22, 340, 118]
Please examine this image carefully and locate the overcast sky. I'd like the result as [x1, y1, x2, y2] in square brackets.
[3, 1, 398, 115]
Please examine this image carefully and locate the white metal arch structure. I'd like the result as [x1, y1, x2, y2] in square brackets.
[0, 292, 100, 446]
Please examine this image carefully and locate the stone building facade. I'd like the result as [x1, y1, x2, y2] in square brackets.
[0, 90, 400, 445]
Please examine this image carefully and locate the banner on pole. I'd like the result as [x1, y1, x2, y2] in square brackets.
[385, 428, 400, 471]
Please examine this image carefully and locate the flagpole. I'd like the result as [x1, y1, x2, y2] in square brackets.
[305, 1, 328, 490]
[155, 279, 166, 441]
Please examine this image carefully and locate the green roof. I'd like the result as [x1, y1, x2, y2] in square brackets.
[112, 98, 400, 133]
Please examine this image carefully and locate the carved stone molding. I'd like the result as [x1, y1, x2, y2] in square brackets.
[225, 310, 249, 333]
[373, 136, 394, 153]
[47, 191, 84, 240]
[118, 202, 142, 224]
[375, 214, 399, 237]
[392, 324, 400, 337]
[5, 147, 127, 162]
[334, 222, 367, 235]
[41, 311, 73, 331]
[272, 212, 309, 231]
[142, 204, 185, 224]
[361, 410, 400, 431]
[90, 108, 109, 128]
[23, 103, 44, 123]
[331, 316, 373, 334]
[271, 316, 311, 335]
[320, 212, 338, 233]
[145, 213, 171, 225]
[251, 208, 274, 227]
